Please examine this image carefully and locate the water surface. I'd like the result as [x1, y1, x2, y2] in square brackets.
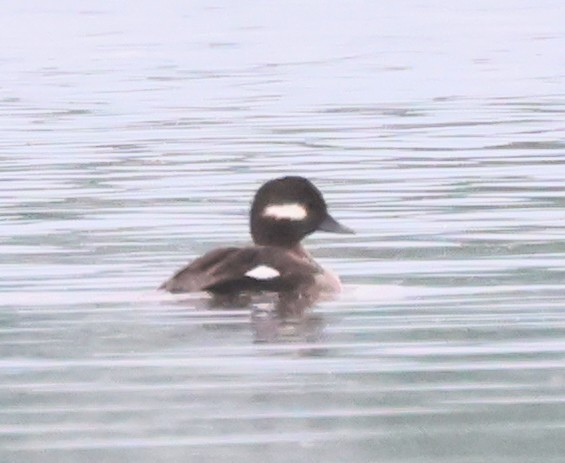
[1, 1, 564, 462]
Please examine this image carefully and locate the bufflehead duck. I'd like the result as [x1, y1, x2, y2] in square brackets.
[160, 176, 354, 302]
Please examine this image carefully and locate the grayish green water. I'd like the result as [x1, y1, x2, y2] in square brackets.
[1, 1, 564, 461]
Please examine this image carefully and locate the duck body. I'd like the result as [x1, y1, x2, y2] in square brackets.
[160, 176, 353, 302]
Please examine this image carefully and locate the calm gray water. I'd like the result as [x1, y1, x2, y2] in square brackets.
[1, 1, 564, 462]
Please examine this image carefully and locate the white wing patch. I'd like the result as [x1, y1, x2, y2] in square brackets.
[263, 203, 307, 221]
[245, 265, 280, 280]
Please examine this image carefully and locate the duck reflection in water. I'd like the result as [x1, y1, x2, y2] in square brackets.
[159, 176, 354, 342]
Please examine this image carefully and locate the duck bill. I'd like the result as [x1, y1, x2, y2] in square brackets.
[318, 214, 355, 234]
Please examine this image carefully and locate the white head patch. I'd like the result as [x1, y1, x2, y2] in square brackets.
[263, 203, 307, 221]
[245, 265, 280, 280]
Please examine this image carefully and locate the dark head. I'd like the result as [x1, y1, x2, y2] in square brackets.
[250, 176, 354, 247]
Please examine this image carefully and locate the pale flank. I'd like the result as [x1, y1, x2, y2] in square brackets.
[245, 265, 281, 280]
